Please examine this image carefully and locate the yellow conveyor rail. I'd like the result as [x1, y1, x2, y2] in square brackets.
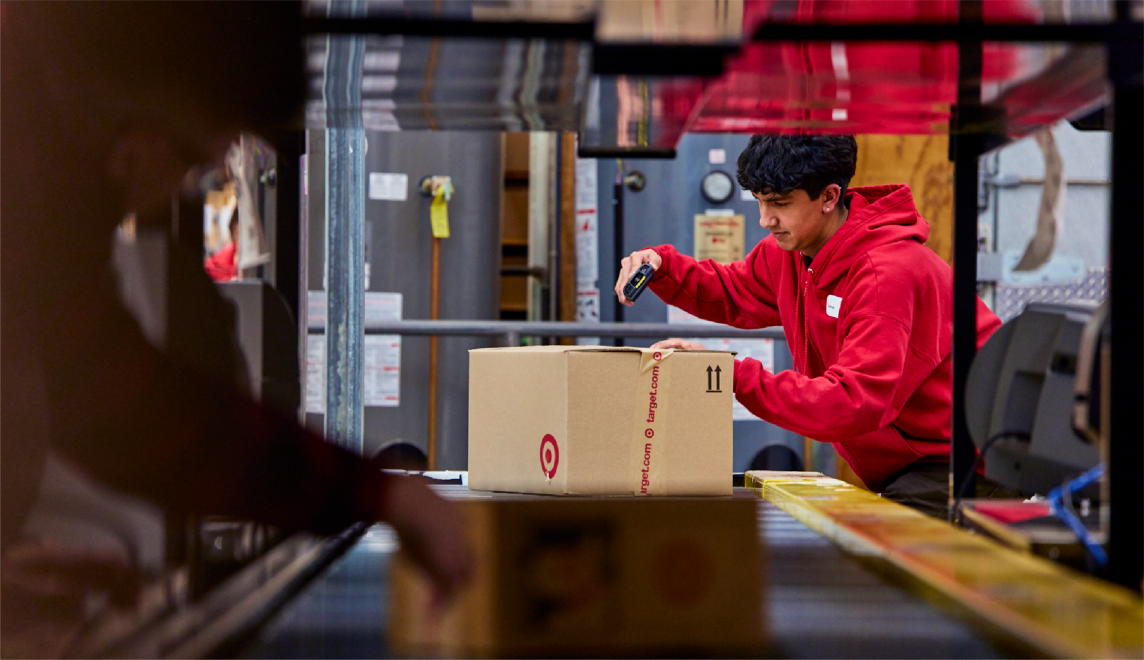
[745, 471, 1144, 659]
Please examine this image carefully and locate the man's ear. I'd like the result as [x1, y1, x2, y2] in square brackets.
[820, 184, 843, 212]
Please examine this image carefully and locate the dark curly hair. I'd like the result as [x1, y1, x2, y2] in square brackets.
[736, 135, 858, 204]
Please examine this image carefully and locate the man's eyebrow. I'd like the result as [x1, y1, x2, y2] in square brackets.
[761, 193, 791, 201]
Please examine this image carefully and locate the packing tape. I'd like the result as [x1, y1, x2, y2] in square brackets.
[629, 348, 673, 495]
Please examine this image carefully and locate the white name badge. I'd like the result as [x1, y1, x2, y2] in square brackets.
[826, 295, 842, 318]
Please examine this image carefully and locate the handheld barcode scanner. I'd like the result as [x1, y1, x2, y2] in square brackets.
[623, 263, 656, 302]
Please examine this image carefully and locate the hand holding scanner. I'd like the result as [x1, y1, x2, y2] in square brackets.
[622, 263, 656, 303]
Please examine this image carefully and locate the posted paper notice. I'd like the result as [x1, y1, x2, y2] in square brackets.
[306, 291, 403, 412]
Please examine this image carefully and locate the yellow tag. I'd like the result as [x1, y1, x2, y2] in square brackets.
[430, 187, 450, 238]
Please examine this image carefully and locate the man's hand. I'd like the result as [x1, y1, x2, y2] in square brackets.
[651, 338, 708, 351]
[382, 476, 473, 609]
[615, 249, 663, 306]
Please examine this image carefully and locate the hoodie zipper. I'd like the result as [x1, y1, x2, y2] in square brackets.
[797, 261, 813, 375]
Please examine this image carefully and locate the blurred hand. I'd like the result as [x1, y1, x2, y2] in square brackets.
[651, 338, 708, 351]
[0, 539, 139, 611]
[383, 476, 472, 609]
[614, 249, 663, 306]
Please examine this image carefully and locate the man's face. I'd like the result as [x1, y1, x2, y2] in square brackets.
[753, 187, 839, 257]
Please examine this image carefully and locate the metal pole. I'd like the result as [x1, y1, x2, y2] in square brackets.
[1105, 4, 1143, 591]
[950, 2, 984, 516]
[323, 2, 367, 453]
[274, 132, 305, 422]
[308, 319, 786, 340]
[428, 236, 441, 469]
[273, 132, 303, 342]
[949, 144, 982, 516]
[613, 176, 625, 346]
[549, 133, 561, 343]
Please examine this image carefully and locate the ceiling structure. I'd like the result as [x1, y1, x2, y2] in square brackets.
[304, 0, 1122, 153]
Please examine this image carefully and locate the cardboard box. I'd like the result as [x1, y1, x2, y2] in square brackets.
[468, 346, 734, 496]
[389, 488, 764, 657]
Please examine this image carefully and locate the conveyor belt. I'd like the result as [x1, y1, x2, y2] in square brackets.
[759, 501, 1002, 659]
[750, 472, 1143, 659]
[236, 487, 1005, 659]
[239, 526, 395, 659]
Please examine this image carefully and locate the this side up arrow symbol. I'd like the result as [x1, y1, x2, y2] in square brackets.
[707, 365, 722, 392]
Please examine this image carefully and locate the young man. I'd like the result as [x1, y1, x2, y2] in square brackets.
[1, 2, 469, 620]
[614, 135, 1007, 517]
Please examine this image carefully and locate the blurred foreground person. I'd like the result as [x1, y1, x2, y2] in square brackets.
[1, 0, 471, 642]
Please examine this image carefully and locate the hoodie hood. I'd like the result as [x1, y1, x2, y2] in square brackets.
[811, 184, 929, 288]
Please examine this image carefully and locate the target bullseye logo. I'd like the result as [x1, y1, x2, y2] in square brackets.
[539, 434, 560, 480]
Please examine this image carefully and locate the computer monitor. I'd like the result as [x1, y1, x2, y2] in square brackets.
[1072, 301, 1109, 447]
[965, 302, 1101, 495]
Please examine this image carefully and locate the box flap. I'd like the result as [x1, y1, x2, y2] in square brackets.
[471, 346, 734, 355]
[470, 345, 642, 353]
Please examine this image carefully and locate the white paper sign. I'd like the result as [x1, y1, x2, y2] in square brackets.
[575, 158, 598, 212]
[708, 148, 726, 164]
[363, 292, 402, 407]
[576, 289, 601, 346]
[667, 306, 774, 421]
[574, 154, 601, 348]
[364, 292, 402, 325]
[576, 288, 600, 323]
[305, 334, 326, 414]
[694, 214, 746, 265]
[368, 172, 408, 201]
[740, 188, 755, 202]
[306, 291, 403, 411]
[575, 210, 599, 282]
[363, 335, 401, 406]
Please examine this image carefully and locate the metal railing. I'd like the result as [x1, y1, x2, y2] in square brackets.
[306, 320, 786, 347]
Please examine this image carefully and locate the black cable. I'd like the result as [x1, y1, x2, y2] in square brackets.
[953, 430, 1029, 521]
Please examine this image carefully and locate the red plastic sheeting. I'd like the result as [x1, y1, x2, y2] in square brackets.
[973, 501, 1054, 524]
[689, 41, 1103, 135]
[739, 0, 1043, 31]
[618, 0, 1106, 142]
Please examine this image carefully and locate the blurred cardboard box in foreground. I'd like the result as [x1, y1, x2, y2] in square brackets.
[390, 491, 764, 657]
[468, 346, 734, 496]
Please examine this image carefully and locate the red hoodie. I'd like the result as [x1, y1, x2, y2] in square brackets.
[205, 242, 238, 282]
[649, 184, 1001, 491]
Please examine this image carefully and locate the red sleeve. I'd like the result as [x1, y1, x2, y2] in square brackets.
[730, 258, 914, 442]
[647, 243, 782, 329]
[205, 244, 237, 282]
[733, 313, 911, 442]
[35, 273, 390, 536]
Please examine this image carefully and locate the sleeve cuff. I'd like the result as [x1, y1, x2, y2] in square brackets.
[645, 244, 674, 280]
[352, 460, 393, 523]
